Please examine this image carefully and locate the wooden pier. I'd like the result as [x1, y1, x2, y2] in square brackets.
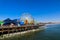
[0, 25, 39, 35]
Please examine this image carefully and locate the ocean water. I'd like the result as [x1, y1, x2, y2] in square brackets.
[3, 24, 60, 40]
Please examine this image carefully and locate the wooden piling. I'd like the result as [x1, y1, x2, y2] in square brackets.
[0, 25, 41, 35]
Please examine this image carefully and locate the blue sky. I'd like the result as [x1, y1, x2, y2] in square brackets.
[0, 0, 60, 22]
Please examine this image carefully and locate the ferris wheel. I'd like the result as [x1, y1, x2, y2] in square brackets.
[20, 13, 34, 25]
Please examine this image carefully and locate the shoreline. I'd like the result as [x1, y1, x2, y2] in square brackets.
[45, 24, 59, 26]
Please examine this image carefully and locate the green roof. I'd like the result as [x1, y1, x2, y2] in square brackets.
[0, 21, 4, 24]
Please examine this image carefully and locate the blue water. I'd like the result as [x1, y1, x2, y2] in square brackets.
[4, 24, 60, 40]
[33, 24, 60, 40]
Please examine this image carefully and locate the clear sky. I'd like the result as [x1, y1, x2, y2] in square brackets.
[0, 0, 60, 22]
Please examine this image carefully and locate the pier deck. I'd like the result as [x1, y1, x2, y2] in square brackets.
[0, 25, 39, 35]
